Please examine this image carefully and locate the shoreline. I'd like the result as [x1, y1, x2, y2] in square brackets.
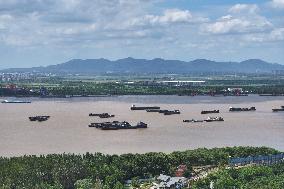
[1, 93, 284, 98]
[0, 145, 280, 158]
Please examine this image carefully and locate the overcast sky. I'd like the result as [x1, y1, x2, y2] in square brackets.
[0, 0, 284, 69]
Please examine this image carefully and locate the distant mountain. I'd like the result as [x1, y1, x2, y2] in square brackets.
[2, 58, 283, 74]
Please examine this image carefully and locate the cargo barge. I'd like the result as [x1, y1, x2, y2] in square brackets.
[183, 119, 204, 123]
[131, 105, 160, 110]
[201, 110, 219, 114]
[163, 110, 180, 115]
[204, 117, 224, 122]
[229, 107, 256, 112]
[89, 121, 147, 130]
[146, 109, 180, 115]
[89, 113, 115, 118]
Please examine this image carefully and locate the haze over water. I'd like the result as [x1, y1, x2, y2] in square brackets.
[0, 95, 284, 157]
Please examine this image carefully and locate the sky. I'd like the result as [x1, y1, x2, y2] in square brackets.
[0, 0, 284, 69]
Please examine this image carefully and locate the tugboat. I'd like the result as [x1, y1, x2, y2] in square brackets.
[29, 116, 50, 122]
[201, 110, 219, 114]
[183, 119, 204, 123]
[89, 113, 115, 118]
[131, 105, 160, 110]
[89, 121, 147, 130]
[229, 107, 256, 112]
[204, 117, 224, 122]
[272, 106, 284, 112]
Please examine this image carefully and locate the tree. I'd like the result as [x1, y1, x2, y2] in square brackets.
[114, 181, 124, 189]
[131, 177, 140, 188]
[74, 179, 94, 189]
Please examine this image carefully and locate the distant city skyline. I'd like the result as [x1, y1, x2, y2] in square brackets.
[0, 0, 283, 69]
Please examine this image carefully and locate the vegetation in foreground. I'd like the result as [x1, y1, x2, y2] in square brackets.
[0, 147, 280, 189]
[192, 162, 284, 189]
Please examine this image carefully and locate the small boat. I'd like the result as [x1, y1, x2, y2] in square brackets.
[89, 113, 115, 118]
[201, 110, 219, 114]
[229, 107, 256, 112]
[272, 106, 284, 112]
[183, 119, 203, 123]
[2, 100, 31, 103]
[29, 116, 50, 122]
[135, 121, 148, 128]
[204, 117, 224, 122]
[131, 105, 160, 110]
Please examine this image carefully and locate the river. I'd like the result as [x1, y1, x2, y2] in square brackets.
[0, 95, 283, 156]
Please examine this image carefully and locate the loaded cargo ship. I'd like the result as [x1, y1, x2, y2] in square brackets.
[204, 117, 224, 122]
[229, 107, 256, 112]
[89, 113, 115, 118]
[130, 105, 160, 110]
[89, 121, 147, 130]
[201, 110, 219, 114]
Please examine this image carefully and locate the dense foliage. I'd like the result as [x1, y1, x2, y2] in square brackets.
[192, 162, 284, 189]
[1, 74, 284, 96]
[2, 81, 284, 96]
[0, 147, 278, 189]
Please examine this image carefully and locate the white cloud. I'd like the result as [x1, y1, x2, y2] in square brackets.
[0, 14, 13, 29]
[128, 9, 208, 27]
[203, 15, 272, 34]
[151, 9, 193, 24]
[244, 28, 284, 42]
[270, 28, 284, 40]
[202, 4, 272, 34]
[271, 0, 284, 9]
[229, 4, 259, 14]
[0, 0, 157, 46]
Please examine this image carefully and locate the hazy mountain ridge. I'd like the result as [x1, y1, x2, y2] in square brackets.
[2, 58, 283, 74]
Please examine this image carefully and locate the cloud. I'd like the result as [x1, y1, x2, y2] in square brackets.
[244, 28, 284, 42]
[202, 4, 272, 35]
[0, 0, 158, 47]
[203, 15, 272, 34]
[149, 9, 194, 24]
[270, 0, 284, 9]
[127, 9, 208, 28]
[270, 28, 284, 40]
[229, 4, 259, 14]
[0, 14, 13, 29]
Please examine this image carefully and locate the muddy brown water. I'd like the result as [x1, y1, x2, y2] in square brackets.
[0, 95, 283, 157]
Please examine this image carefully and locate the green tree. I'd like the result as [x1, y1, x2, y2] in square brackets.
[74, 179, 94, 189]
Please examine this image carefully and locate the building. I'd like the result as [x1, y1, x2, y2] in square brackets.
[158, 80, 205, 86]
[150, 174, 188, 189]
[175, 165, 188, 177]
